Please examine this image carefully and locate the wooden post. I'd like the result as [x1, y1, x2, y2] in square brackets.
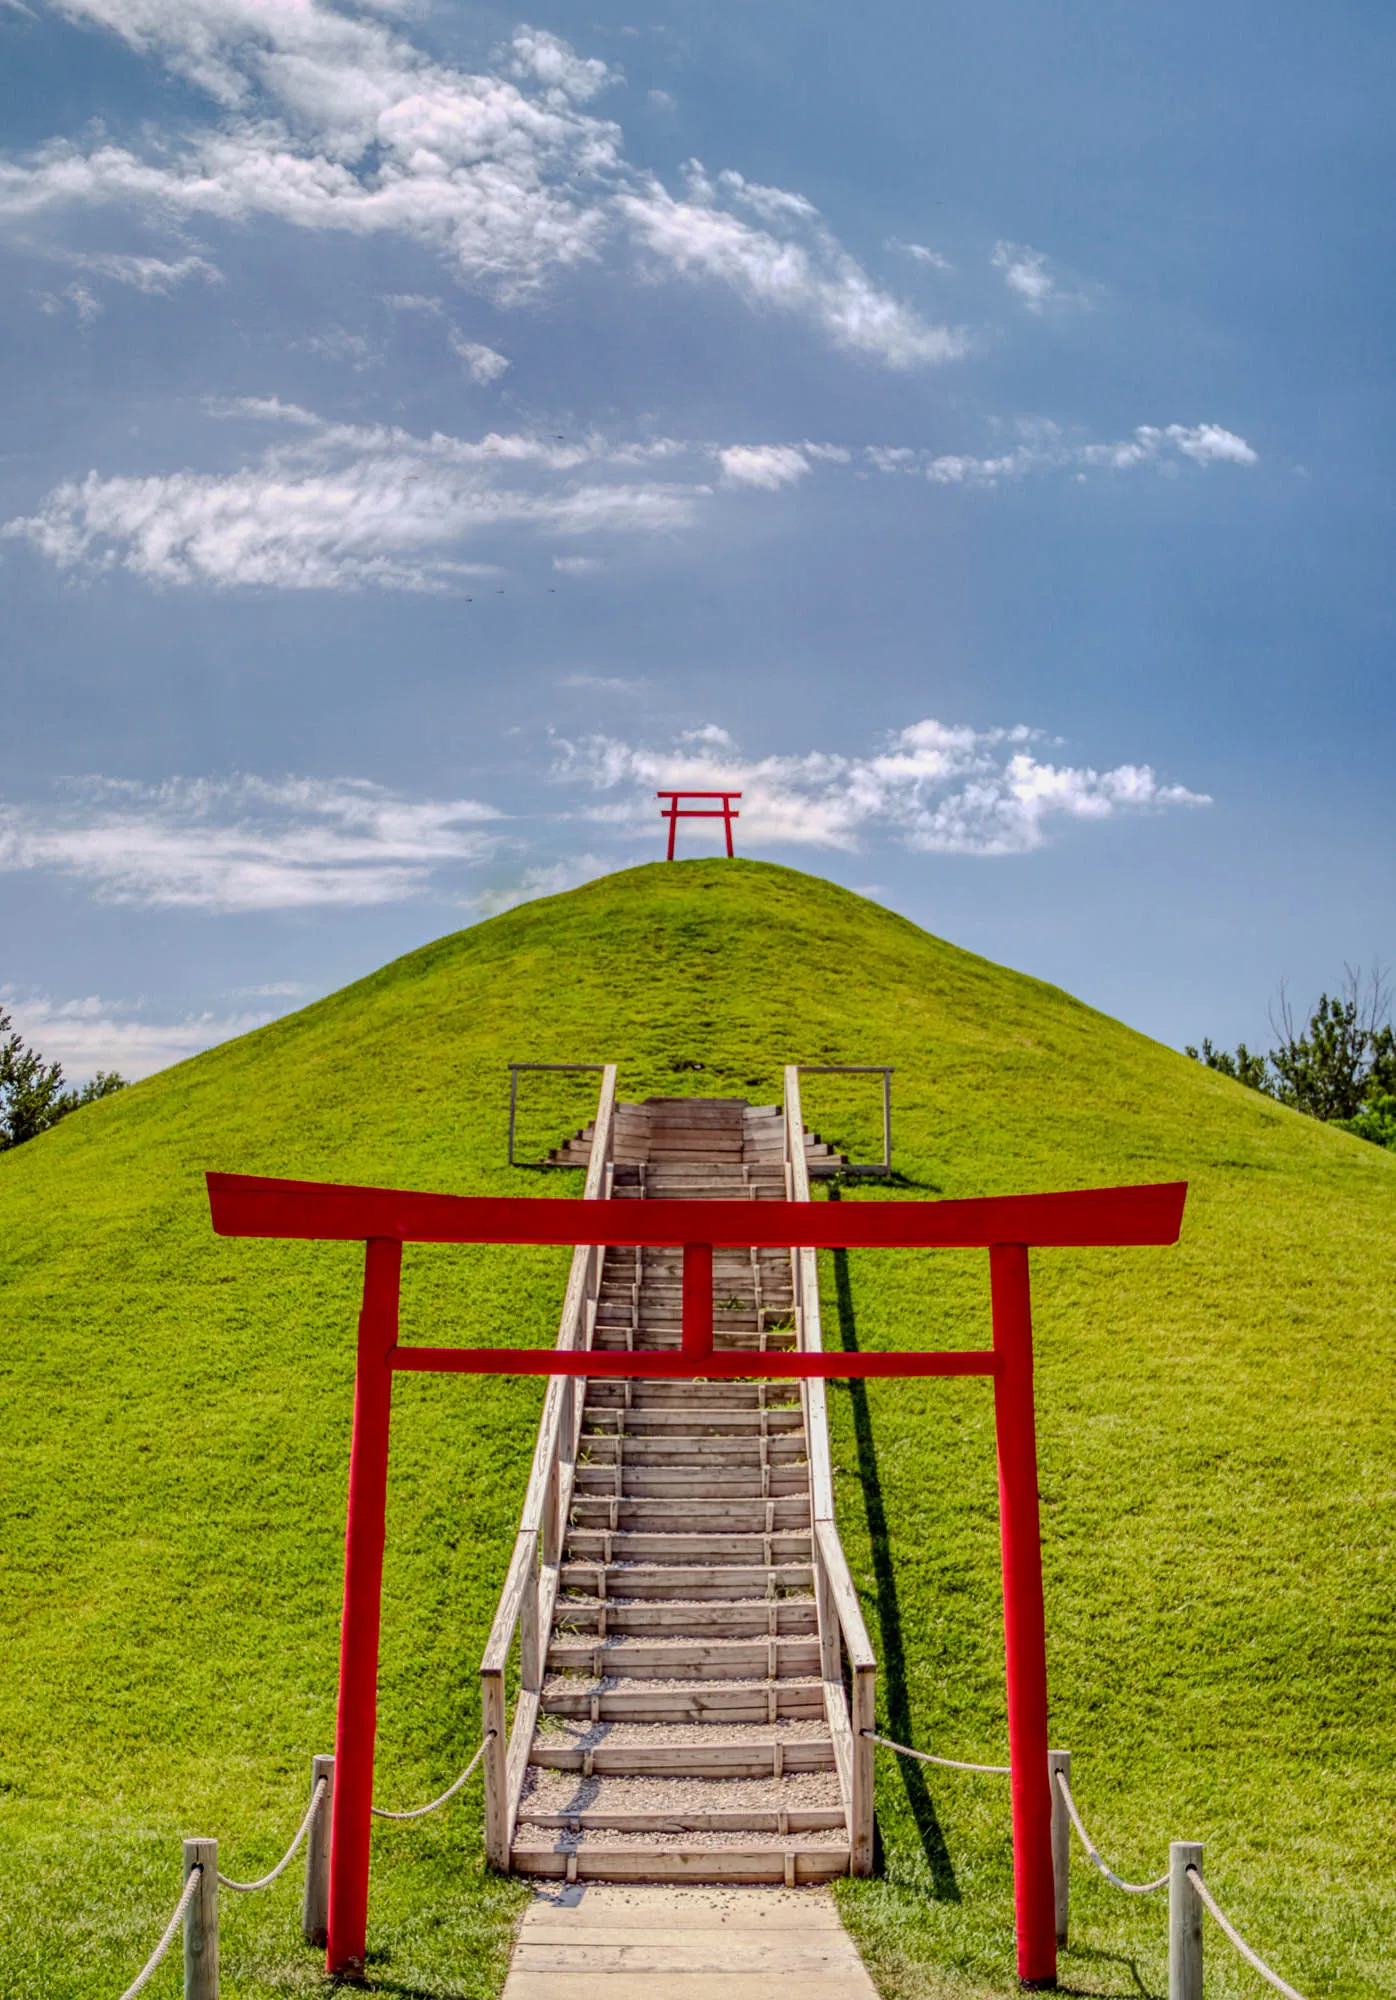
[326, 1236, 401, 1979]
[302, 1756, 334, 1948]
[990, 1242, 1056, 1988]
[849, 1662, 876, 1877]
[1048, 1750, 1071, 1946]
[182, 1838, 218, 2000]
[482, 1670, 509, 1866]
[1169, 1842, 1203, 2000]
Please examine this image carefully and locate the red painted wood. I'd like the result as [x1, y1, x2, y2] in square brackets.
[326, 1237, 399, 1980]
[206, 1175, 1187, 1251]
[387, 1345, 998, 1378]
[990, 1243, 1056, 1986]
[682, 1241, 714, 1361]
[655, 789, 742, 859]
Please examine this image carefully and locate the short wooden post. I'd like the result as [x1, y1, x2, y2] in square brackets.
[182, 1838, 218, 2000]
[481, 1670, 509, 1866]
[849, 1662, 876, 1877]
[302, 1756, 334, 1948]
[1169, 1841, 1203, 2000]
[1048, 1750, 1071, 1946]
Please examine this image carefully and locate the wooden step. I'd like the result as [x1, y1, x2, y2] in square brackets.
[509, 1839, 851, 1884]
[569, 1498, 811, 1532]
[583, 1382, 800, 1407]
[564, 1530, 812, 1563]
[578, 1437, 807, 1466]
[582, 1409, 803, 1435]
[540, 1679, 826, 1722]
[547, 1636, 821, 1679]
[553, 1597, 817, 1637]
[559, 1562, 814, 1599]
[529, 1736, 836, 1777]
[573, 1469, 810, 1500]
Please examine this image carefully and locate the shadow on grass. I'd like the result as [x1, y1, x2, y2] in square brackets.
[1057, 1941, 1159, 2000]
[829, 1193, 959, 1902]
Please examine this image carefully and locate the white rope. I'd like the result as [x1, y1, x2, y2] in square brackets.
[117, 1864, 202, 2000]
[1188, 1867, 1309, 2000]
[371, 1734, 494, 1821]
[862, 1728, 1011, 1775]
[217, 1777, 327, 1892]
[1054, 1770, 1167, 1895]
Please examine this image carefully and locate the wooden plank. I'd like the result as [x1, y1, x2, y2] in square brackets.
[529, 1741, 837, 1776]
[505, 1688, 541, 1847]
[814, 1521, 876, 1669]
[823, 1676, 854, 1813]
[482, 1531, 535, 1673]
[517, 1809, 848, 1834]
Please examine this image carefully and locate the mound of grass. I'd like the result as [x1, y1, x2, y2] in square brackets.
[2, 859, 1393, 1998]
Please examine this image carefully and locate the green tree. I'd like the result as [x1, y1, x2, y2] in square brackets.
[0, 1009, 127, 1150]
[1187, 967, 1396, 1149]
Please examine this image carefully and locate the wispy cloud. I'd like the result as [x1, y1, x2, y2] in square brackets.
[887, 237, 952, 272]
[991, 240, 1091, 315]
[3, 401, 1255, 593]
[1, 989, 272, 1081]
[0, 775, 501, 911]
[558, 672, 647, 693]
[0, 6, 957, 370]
[554, 718, 1210, 857]
[471, 853, 617, 916]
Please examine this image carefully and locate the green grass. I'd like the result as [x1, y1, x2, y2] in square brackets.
[2, 858, 1393, 1998]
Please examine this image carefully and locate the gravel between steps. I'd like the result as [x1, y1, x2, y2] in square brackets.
[520, 1772, 842, 1813]
[534, 1718, 833, 1747]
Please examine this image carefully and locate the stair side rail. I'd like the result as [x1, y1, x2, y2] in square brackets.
[481, 1061, 618, 1865]
[783, 1064, 877, 1874]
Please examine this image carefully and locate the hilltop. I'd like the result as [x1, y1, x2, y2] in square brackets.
[2, 860, 1393, 1998]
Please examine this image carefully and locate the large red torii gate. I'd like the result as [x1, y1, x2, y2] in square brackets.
[206, 1171, 1187, 1989]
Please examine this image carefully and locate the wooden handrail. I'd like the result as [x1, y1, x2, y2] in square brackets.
[785, 1063, 877, 1875]
[481, 1063, 618, 1865]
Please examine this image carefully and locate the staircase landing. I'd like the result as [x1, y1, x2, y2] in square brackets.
[501, 1884, 880, 2000]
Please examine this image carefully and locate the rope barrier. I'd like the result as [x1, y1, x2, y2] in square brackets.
[371, 1734, 494, 1821]
[217, 1777, 327, 1892]
[862, 1728, 1011, 1775]
[117, 1864, 202, 2000]
[1188, 1866, 1310, 2000]
[1053, 1769, 1167, 1895]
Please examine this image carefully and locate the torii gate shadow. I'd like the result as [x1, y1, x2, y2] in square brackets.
[831, 1232, 961, 1902]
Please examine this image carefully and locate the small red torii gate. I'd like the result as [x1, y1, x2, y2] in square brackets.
[657, 789, 742, 859]
[206, 1171, 1187, 1989]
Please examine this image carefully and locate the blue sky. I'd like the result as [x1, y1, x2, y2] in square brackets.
[1, 0, 1392, 1081]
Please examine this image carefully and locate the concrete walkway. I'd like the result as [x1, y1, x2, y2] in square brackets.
[500, 1883, 880, 2000]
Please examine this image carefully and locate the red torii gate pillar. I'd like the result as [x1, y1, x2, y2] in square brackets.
[205, 1173, 1187, 1990]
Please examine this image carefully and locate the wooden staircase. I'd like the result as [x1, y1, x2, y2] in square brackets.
[481, 1079, 876, 1886]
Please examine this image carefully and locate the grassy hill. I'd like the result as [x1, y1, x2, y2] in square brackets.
[2, 858, 1393, 2000]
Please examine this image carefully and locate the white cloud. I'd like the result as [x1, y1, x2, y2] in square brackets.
[858, 419, 1259, 486]
[647, 89, 677, 111]
[449, 331, 510, 383]
[2, 990, 272, 1081]
[0, 774, 501, 911]
[554, 717, 1210, 857]
[991, 240, 1089, 315]
[887, 237, 952, 271]
[471, 852, 616, 916]
[55, 248, 222, 293]
[558, 671, 645, 692]
[553, 554, 603, 573]
[718, 443, 810, 490]
[0, 5, 959, 368]
[1, 404, 1257, 593]
[618, 164, 966, 368]
[2, 405, 713, 590]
